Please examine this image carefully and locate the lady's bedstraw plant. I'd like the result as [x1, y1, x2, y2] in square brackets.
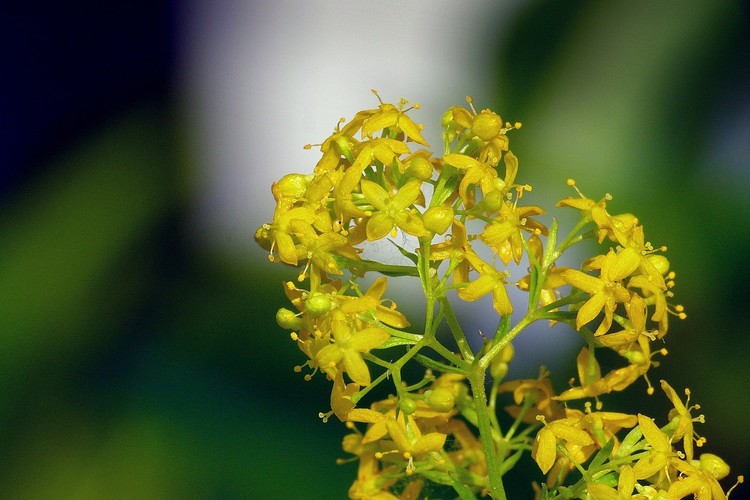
[255, 91, 743, 499]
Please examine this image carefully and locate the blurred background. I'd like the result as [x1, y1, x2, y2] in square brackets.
[1, 1, 748, 498]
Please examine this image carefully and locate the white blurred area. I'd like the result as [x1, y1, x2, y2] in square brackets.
[180, 0, 528, 256]
[179, 0, 578, 375]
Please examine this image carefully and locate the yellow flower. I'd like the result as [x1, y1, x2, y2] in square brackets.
[632, 414, 673, 481]
[443, 153, 518, 207]
[596, 293, 649, 349]
[498, 368, 565, 423]
[667, 457, 727, 500]
[289, 220, 352, 279]
[383, 416, 447, 466]
[554, 347, 651, 404]
[660, 380, 705, 462]
[457, 249, 514, 316]
[532, 414, 593, 474]
[328, 370, 360, 422]
[317, 311, 389, 386]
[348, 452, 399, 500]
[360, 179, 427, 240]
[561, 248, 638, 335]
[429, 220, 470, 285]
[587, 465, 637, 500]
[337, 277, 411, 329]
[256, 205, 314, 265]
[361, 94, 428, 146]
[480, 200, 546, 265]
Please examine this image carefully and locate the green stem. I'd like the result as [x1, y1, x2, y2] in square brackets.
[468, 371, 507, 500]
[439, 296, 474, 362]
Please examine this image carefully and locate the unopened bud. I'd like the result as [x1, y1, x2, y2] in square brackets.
[425, 387, 455, 412]
[699, 453, 730, 479]
[472, 111, 503, 141]
[423, 205, 454, 234]
[405, 156, 434, 180]
[276, 308, 304, 330]
[305, 293, 333, 318]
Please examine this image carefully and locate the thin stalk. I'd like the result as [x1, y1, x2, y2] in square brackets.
[468, 371, 507, 500]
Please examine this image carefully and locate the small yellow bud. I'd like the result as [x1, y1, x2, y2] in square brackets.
[305, 292, 333, 318]
[699, 453, 731, 479]
[425, 387, 455, 412]
[276, 308, 304, 330]
[482, 190, 505, 213]
[271, 173, 309, 201]
[399, 397, 418, 415]
[648, 254, 670, 275]
[423, 205, 454, 234]
[490, 361, 508, 381]
[405, 156, 434, 180]
[490, 342, 514, 380]
[472, 111, 503, 141]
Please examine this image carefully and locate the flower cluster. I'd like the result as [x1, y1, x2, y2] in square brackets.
[255, 91, 742, 499]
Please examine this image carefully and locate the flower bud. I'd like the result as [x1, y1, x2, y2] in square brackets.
[272, 173, 309, 201]
[276, 308, 304, 330]
[472, 111, 502, 141]
[482, 190, 506, 213]
[648, 255, 670, 275]
[304, 292, 333, 318]
[405, 156, 434, 180]
[423, 205, 454, 234]
[699, 453, 730, 479]
[490, 343, 514, 380]
[425, 387, 455, 412]
[399, 397, 418, 415]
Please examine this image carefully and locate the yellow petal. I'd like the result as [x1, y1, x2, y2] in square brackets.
[532, 427, 557, 474]
[366, 213, 395, 241]
[608, 247, 641, 281]
[549, 422, 593, 447]
[492, 284, 514, 316]
[360, 179, 389, 211]
[342, 350, 371, 386]
[561, 269, 602, 294]
[586, 483, 620, 500]
[576, 290, 608, 330]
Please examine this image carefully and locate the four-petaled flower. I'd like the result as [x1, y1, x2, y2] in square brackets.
[562, 248, 639, 335]
[360, 179, 428, 240]
[317, 311, 389, 386]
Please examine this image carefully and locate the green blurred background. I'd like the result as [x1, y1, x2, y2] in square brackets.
[1, 1, 748, 498]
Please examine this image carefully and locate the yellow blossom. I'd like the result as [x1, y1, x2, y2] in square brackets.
[317, 311, 389, 386]
[660, 380, 705, 462]
[480, 200, 546, 265]
[442, 153, 499, 206]
[337, 277, 410, 329]
[457, 249, 514, 316]
[361, 93, 428, 146]
[383, 416, 447, 465]
[348, 452, 400, 500]
[587, 465, 638, 500]
[632, 414, 673, 481]
[667, 457, 727, 500]
[498, 369, 565, 423]
[561, 248, 638, 335]
[360, 179, 427, 240]
[532, 414, 593, 474]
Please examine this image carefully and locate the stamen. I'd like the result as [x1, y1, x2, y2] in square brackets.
[567, 179, 585, 198]
[319, 410, 333, 423]
[727, 475, 744, 498]
[466, 96, 477, 115]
